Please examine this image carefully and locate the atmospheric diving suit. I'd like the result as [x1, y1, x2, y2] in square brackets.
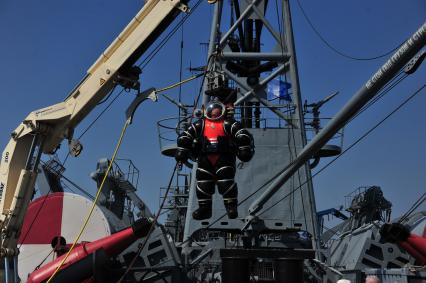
[175, 100, 255, 220]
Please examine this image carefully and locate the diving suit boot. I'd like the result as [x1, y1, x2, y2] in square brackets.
[192, 205, 212, 220]
[225, 202, 238, 219]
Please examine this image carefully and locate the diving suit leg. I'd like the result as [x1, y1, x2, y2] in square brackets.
[216, 158, 238, 219]
[194, 159, 215, 220]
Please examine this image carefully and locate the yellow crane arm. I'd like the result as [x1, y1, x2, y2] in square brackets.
[0, 0, 188, 256]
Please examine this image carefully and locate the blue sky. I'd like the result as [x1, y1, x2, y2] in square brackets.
[0, 0, 424, 226]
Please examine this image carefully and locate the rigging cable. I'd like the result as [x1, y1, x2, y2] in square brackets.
[275, 0, 295, 223]
[117, 164, 178, 283]
[62, 86, 123, 166]
[62, 71, 201, 165]
[138, 0, 204, 70]
[33, 248, 55, 272]
[349, 71, 407, 123]
[259, 83, 426, 217]
[17, 187, 52, 250]
[156, 72, 205, 94]
[398, 192, 426, 223]
[46, 116, 131, 283]
[62, 0, 204, 166]
[20, 70, 205, 269]
[294, 0, 404, 61]
[117, 52, 216, 283]
[277, 0, 313, 231]
[178, 14, 185, 119]
[176, 82, 426, 241]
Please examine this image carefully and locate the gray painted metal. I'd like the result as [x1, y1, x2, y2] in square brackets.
[223, 63, 294, 126]
[323, 216, 426, 282]
[238, 0, 265, 20]
[248, 22, 426, 217]
[202, 2, 223, 106]
[183, 128, 318, 234]
[219, 0, 261, 47]
[183, 0, 320, 258]
[328, 223, 412, 270]
[246, 1, 282, 43]
[221, 52, 290, 61]
[365, 268, 426, 283]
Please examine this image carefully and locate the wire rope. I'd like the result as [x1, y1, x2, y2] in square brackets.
[259, 83, 425, 216]
[294, 0, 404, 61]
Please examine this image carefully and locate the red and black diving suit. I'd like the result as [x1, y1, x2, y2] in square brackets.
[175, 101, 254, 220]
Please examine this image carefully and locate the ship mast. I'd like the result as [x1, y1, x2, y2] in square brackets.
[182, 0, 322, 278]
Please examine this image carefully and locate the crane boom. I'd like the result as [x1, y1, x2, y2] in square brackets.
[0, 0, 187, 256]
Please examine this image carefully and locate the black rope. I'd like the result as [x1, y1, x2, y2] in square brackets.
[349, 72, 407, 123]
[78, 87, 122, 140]
[62, 87, 123, 165]
[118, 164, 178, 282]
[294, 0, 404, 61]
[33, 248, 55, 271]
[178, 14, 185, 118]
[398, 192, 426, 223]
[138, 0, 203, 70]
[17, 188, 52, 250]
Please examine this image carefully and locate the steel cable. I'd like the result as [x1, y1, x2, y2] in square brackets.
[259, 83, 426, 217]
[294, 0, 404, 61]
[117, 164, 178, 282]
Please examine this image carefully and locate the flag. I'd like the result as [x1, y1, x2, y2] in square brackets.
[267, 79, 292, 101]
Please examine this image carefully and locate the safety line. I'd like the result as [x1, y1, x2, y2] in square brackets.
[156, 72, 205, 94]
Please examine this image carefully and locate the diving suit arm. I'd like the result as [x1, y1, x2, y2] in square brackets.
[225, 119, 255, 162]
[175, 120, 203, 162]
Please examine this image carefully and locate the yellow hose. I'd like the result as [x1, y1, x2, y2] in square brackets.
[46, 119, 130, 283]
[156, 73, 204, 93]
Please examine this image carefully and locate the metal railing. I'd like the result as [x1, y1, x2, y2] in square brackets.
[305, 117, 345, 150]
[156, 106, 345, 154]
[156, 116, 183, 154]
[114, 158, 140, 189]
[159, 185, 189, 210]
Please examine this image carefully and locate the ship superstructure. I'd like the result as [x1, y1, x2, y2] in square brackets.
[0, 0, 424, 282]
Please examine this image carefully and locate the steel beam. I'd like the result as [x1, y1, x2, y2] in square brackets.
[243, 0, 282, 43]
[202, 1, 223, 105]
[221, 52, 290, 61]
[219, 0, 261, 47]
[282, 0, 320, 254]
[234, 63, 288, 105]
[248, 22, 426, 216]
[222, 64, 294, 127]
